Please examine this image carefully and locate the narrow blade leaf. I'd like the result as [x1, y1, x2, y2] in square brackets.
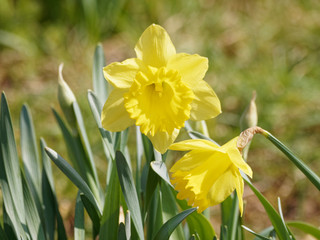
[242, 174, 292, 240]
[93, 43, 108, 103]
[150, 161, 173, 187]
[287, 221, 320, 239]
[0, 93, 25, 224]
[116, 151, 144, 240]
[45, 147, 102, 215]
[75, 192, 85, 240]
[242, 225, 271, 240]
[153, 208, 197, 240]
[20, 104, 41, 193]
[264, 131, 320, 190]
[99, 163, 120, 240]
[80, 193, 101, 236]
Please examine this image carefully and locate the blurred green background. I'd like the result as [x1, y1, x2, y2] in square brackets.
[1, 0, 320, 238]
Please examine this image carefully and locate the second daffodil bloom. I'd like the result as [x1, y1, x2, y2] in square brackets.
[169, 137, 252, 215]
[101, 24, 221, 153]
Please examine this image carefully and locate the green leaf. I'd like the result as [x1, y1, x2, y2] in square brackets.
[147, 187, 163, 240]
[75, 192, 85, 240]
[0, 109, 25, 240]
[80, 193, 101, 236]
[221, 195, 233, 226]
[277, 198, 293, 238]
[186, 211, 215, 240]
[22, 176, 46, 240]
[100, 162, 121, 240]
[145, 163, 160, 211]
[118, 223, 127, 240]
[0, 173, 26, 239]
[2, 206, 20, 240]
[93, 43, 109, 103]
[287, 221, 320, 239]
[142, 134, 154, 163]
[242, 225, 271, 240]
[87, 90, 114, 161]
[253, 226, 276, 240]
[263, 131, 320, 191]
[72, 101, 101, 192]
[0, 93, 25, 225]
[20, 104, 41, 194]
[153, 208, 197, 240]
[150, 161, 173, 187]
[52, 108, 84, 178]
[125, 211, 131, 240]
[41, 138, 67, 240]
[135, 127, 144, 202]
[116, 151, 144, 240]
[174, 187, 215, 239]
[228, 194, 241, 240]
[20, 105, 47, 237]
[0, 224, 9, 240]
[53, 107, 101, 206]
[45, 147, 102, 215]
[242, 174, 292, 240]
[160, 183, 185, 240]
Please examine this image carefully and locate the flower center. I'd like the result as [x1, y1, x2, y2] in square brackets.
[124, 66, 194, 136]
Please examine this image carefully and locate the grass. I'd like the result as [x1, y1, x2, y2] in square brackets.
[1, 0, 320, 238]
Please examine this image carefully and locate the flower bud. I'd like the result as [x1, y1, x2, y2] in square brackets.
[58, 63, 77, 128]
[239, 91, 258, 160]
[240, 91, 258, 131]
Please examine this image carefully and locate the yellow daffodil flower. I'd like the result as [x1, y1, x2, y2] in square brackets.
[169, 137, 252, 215]
[101, 24, 221, 153]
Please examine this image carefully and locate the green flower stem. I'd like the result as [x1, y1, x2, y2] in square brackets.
[261, 129, 320, 191]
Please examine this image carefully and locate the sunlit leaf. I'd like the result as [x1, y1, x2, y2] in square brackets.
[153, 208, 197, 240]
[93, 43, 109, 103]
[287, 221, 320, 239]
[242, 174, 292, 240]
[0, 93, 25, 225]
[99, 163, 121, 240]
[45, 147, 102, 215]
[75, 192, 85, 240]
[116, 151, 144, 240]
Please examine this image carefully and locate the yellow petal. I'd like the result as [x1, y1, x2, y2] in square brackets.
[208, 167, 236, 206]
[134, 24, 176, 68]
[101, 89, 135, 131]
[169, 139, 222, 152]
[147, 128, 179, 154]
[190, 80, 222, 121]
[224, 138, 253, 178]
[171, 151, 231, 212]
[233, 168, 244, 216]
[170, 150, 212, 173]
[124, 67, 194, 136]
[103, 58, 146, 89]
[167, 53, 208, 85]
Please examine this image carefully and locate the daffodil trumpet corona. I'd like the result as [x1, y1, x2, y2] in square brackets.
[169, 137, 253, 215]
[101, 24, 221, 153]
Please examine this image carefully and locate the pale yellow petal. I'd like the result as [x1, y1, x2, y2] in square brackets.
[103, 58, 146, 89]
[167, 53, 208, 85]
[169, 139, 221, 152]
[208, 167, 236, 206]
[134, 24, 176, 68]
[147, 128, 179, 154]
[224, 137, 253, 178]
[190, 80, 222, 121]
[101, 89, 135, 132]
